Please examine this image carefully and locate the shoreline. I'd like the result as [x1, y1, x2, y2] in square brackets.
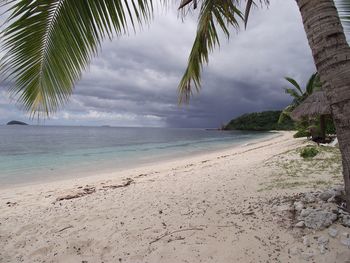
[3, 131, 347, 262]
[0, 130, 281, 190]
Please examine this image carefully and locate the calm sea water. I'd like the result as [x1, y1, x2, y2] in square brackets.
[0, 126, 274, 187]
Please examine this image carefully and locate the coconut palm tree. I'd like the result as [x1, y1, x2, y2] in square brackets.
[278, 72, 321, 123]
[1, 0, 350, 208]
[292, 0, 350, 207]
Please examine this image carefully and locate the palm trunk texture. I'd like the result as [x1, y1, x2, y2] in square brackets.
[296, 0, 350, 208]
[320, 115, 326, 141]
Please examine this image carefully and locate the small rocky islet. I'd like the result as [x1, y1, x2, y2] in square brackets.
[6, 120, 28, 125]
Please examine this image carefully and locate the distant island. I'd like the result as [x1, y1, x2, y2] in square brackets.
[6, 120, 28, 125]
[224, 110, 295, 131]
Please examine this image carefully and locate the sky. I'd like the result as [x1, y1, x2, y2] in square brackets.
[0, 0, 318, 128]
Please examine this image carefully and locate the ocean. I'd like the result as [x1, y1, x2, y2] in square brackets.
[0, 125, 273, 187]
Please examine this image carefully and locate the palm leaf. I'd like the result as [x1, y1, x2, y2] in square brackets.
[284, 88, 302, 103]
[244, 0, 269, 29]
[305, 72, 321, 95]
[178, 0, 242, 103]
[1, 0, 153, 116]
[179, 0, 197, 9]
[336, 0, 350, 34]
[278, 105, 294, 124]
[284, 77, 303, 96]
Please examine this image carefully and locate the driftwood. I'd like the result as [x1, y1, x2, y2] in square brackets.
[55, 186, 96, 202]
[54, 178, 134, 203]
[149, 227, 203, 245]
[102, 178, 134, 189]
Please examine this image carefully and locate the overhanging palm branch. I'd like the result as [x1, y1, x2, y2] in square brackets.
[178, 0, 269, 103]
[0, 0, 153, 116]
[177, 0, 243, 102]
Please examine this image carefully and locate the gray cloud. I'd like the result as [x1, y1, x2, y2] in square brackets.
[0, 0, 318, 127]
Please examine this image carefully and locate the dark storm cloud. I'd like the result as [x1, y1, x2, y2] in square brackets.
[0, 0, 317, 127]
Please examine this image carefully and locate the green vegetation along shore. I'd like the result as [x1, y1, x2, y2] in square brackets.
[224, 111, 295, 131]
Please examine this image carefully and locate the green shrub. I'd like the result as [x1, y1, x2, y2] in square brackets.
[294, 129, 311, 138]
[300, 146, 319, 159]
[294, 116, 336, 137]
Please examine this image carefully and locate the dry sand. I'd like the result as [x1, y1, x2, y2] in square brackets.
[1, 131, 349, 262]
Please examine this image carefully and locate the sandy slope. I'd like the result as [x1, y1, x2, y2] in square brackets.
[1, 131, 349, 263]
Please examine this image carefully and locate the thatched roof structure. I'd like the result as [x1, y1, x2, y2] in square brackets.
[291, 91, 331, 120]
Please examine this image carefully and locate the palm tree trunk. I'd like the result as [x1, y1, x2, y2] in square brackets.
[320, 115, 326, 141]
[296, 0, 350, 209]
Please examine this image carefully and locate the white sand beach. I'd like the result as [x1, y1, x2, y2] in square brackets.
[1, 131, 349, 263]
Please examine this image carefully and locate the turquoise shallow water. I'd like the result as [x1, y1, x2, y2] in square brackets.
[0, 126, 273, 187]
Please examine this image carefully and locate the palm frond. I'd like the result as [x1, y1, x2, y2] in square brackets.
[178, 0, 243, 103]
[244, 0, 254, 29]
[284, 88, 302, 102]
[336, 0, 350, 34]
[1, 0, 153, 116]
[278, 105, 294, 124]
[179, 0, 197, 9]
[284, 77, 303, 96]
[282, 72, 320, 117]
[244, 0, 269, 29]
[305, 72, 321, 95]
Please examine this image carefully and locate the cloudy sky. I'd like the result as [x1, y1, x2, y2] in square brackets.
[0, 0, 318, 127]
